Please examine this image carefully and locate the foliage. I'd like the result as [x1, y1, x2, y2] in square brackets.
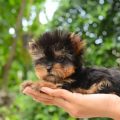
[0, 0, 119, 120]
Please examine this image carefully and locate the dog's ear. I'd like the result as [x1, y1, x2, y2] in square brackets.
[28, 40, 44, 60]
[70, 33, 86, 54]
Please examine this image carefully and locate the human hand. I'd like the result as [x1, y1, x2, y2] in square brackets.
[23, 87, 120, 119]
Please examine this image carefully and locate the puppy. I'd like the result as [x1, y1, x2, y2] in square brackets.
[21, 30, 120, 96]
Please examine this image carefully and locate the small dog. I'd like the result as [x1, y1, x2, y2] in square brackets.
[21, 30, 120, 96]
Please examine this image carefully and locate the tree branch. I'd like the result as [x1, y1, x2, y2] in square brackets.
[2, 0, 26, 89]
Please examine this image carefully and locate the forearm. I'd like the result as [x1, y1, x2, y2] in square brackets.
[109, 95, 120, 120]
[75, 94, 120, 119]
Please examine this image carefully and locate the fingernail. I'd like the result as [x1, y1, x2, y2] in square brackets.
[23, 89, 28, 95]
[22, 87, 31, 95]
[40, 87, 52, 93]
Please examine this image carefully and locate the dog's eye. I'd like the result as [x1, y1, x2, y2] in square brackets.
[57, 57, 65, 63]
[39, 57, 47, 63]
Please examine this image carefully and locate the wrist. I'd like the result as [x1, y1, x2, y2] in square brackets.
[109, 95, 120, 119]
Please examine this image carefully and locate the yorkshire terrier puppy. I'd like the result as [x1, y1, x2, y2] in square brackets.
[21, 30, 120, 96]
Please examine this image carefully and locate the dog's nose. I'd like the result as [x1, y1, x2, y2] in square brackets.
[47, 66, 52, 72]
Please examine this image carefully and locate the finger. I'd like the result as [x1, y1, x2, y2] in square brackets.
[33, 97, 53, 105]
[33, 98, 57, 106]
[23, 87, 54, 100]
[23, 87, 73, 112]
[40, 87, 75, 102]
[24, 87, 73, 112]
[31, 91, 71, 109]
[31, 89, 73, 111]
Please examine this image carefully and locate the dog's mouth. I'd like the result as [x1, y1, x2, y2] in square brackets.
[46, 74, 56, 77]
[47, 70, 63, 79]
[43, 74, 61, 83]
[44, 73, 60, 79]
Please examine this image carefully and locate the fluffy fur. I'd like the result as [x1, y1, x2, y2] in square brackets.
[21, 30, 120, 96]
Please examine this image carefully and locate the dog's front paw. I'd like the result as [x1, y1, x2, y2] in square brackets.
[20, 81, 33, 92]
[31, 81, 58, 92]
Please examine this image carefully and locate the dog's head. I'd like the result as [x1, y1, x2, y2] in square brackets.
[28, 30, 85, 82]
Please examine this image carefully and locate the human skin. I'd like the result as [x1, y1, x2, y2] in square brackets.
[23, 87, 120, 119]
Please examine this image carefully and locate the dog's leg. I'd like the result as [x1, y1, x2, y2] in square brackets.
[73, 80, 112, 94]
[20, 81, 58, 93]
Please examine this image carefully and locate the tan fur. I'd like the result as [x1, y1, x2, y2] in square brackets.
[97, 80, 111, 90]
[35, 65, 48, 80]
[21, 81, 57, 92]
[70, 34, 86, 54]
[52, 63, 75, 79]
[32, 81, 57, 90]
[74, 80, 111, 94]
[74, 84, 98, 94]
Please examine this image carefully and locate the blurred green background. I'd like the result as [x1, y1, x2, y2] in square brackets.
[0, 0, 120, 120]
